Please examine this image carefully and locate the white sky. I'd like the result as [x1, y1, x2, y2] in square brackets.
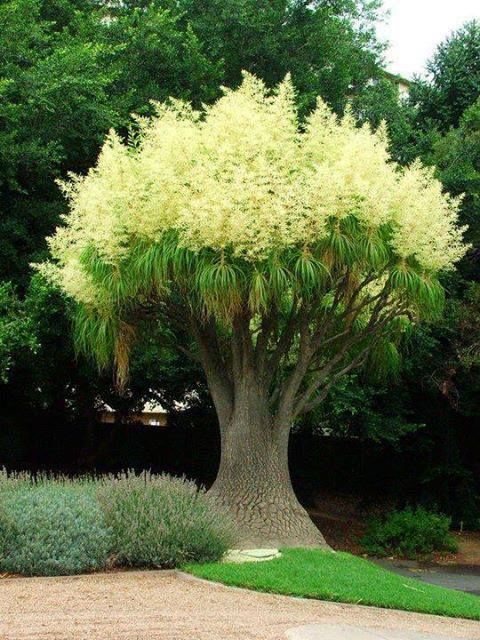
[376, 0, 480, 79]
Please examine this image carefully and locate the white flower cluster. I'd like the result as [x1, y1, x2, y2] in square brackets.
[47, 73, 466, 305]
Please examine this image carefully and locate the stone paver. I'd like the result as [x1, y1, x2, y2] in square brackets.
[224, 548, 282, 563]
[286, 623, 474, 640]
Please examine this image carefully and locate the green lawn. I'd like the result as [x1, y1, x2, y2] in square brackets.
[185, 548, 480, 620]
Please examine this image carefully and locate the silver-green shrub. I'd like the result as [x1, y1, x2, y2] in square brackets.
[96, 471, 234, 568]
[0, 476, 111, 576]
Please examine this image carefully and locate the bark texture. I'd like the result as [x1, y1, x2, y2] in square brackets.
[209, 379, 327, 548]
[184, 280, 399, 547]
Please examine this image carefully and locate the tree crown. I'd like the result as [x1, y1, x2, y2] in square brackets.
[44, 74, 466, 382]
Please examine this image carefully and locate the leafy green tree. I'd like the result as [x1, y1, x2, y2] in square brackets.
[411, 21, 480, 132]
[431, 99, 480, 251]
[99, 1, 221, 115]
[299, 371, 424, 445]
[373, 93, 480, 524]
[0, 0, 118, 284]
[0, 283, 37, 383]
[175, 0, 384, 113]
[352, 78, 417, 165]
[45, 76, 465, 546]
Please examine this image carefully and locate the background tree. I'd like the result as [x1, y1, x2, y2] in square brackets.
[0, 283, 37, 383]
[352, 78, 417, 165]
[411, 21, 480, 133]
[0, 0, 118, 285]
[173, 0, 384, 113]
[46, 75, 464, 546]
[347, 25, 480, 525]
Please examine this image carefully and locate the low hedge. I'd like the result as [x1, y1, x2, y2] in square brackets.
[0, 483, 110, 576]
[361, 507, 458, 559]
[0, 470, 233, 576]
[97, 472, 234, 568]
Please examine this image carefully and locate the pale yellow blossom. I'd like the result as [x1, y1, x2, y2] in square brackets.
[46, 73, 466, 305]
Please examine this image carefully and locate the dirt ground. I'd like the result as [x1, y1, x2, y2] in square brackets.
[0, 570, 479, 640]
[449, 532, 480, 566]
[307, 490, 480, 566]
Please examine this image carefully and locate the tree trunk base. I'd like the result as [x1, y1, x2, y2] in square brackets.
[210, 395, 329, 549]
[209, 477, 329, 549]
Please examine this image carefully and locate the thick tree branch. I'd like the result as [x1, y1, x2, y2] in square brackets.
[295, 346, 371, 416]
[273, 315, 314, 423]
[266, 298, 302, 381]
[190, 316, 234, 429]
[284, 285, 408, 420]
[254, 310, 277, 376]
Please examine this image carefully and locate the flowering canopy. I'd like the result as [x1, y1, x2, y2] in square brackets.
[45, 73, 466, 383]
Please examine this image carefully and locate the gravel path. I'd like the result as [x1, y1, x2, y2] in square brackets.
[0, 570, 479, 640]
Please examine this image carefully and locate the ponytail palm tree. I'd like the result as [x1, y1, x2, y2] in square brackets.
[45, 74, 466, 547]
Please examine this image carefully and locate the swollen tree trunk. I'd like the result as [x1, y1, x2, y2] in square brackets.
[209, 380, 328, 549]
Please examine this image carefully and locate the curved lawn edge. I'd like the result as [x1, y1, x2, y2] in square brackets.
[183, 548, 480, 621]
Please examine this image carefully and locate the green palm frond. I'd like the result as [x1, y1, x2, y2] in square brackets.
[267, 258, 293, 302]
[292, 251, 330, 296]
[196, 258, 244, 321]
[129, 240, 169, 295]
[367, 337, 401, 381]
[80, 246, 136, 306]
[249, 269, 270, 313]
[322, 219, 356, 267]
[357, 233, 390, 270]
[339, 214, 361, 237]
[74, 306, 119, 372]
[388, 263, 422, 293]
[415, 276, 445, 321]
[388, 263, 445, 321]
[388, 315, 413, 340]
[71, 227, 446, 387]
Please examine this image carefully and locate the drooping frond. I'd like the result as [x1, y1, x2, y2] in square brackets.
[292, 251, 330, 297]
[196, 258, 244, 321]
[248, 269, 269, 314]
[367, 338, 402, 382]
[74, 306, 119, 372]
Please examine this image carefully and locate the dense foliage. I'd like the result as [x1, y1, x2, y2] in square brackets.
[361, 507, 458, 559]
[97, 472, 233, 567]
[0, 471, 232, 575]
[411, 21, 480, 132]
[0, 283, 37, 383]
